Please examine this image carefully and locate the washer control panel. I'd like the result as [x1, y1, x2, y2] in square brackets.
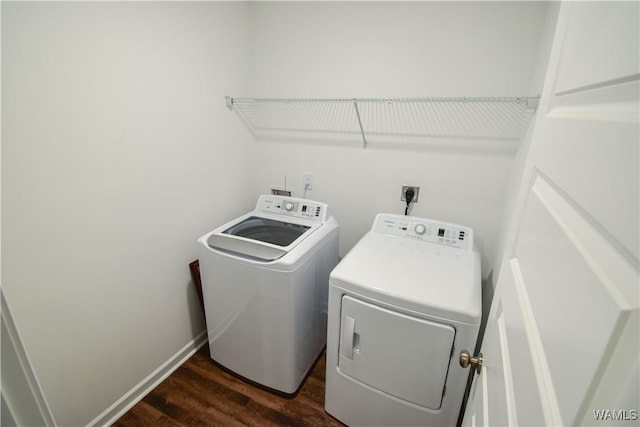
[256, 195, 327, 222]
[372, 213, 473, 250]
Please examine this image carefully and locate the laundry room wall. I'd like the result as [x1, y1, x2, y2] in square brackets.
[2, 2, 558, 425]
[2, 2, 254, 425]
[245, 1, 551, 276]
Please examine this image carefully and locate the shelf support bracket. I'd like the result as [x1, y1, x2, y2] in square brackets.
[353, 101, 367, 149]
[225, 96, 234, 111]
[524, 96, 540, 111]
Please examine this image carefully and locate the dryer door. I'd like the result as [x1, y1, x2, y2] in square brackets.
[338, 295, 455, 410]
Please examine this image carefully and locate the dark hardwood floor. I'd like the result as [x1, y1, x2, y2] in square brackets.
[113, 345, 345, 426]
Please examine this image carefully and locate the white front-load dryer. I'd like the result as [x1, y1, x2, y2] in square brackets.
[325, 213, 481, 426]
[198, 195, 339, 395]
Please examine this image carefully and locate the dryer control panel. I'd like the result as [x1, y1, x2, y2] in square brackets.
[256, 195, 328, 222]
[372, 214, 473, 250]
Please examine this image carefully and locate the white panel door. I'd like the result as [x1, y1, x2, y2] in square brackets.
[464, 2, 639, 426]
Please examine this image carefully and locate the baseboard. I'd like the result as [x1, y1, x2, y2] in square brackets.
[88, 330, 208, 427]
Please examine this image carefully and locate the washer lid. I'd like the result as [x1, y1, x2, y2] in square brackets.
[204, 195, 332, 262]
[221, 216, 311, 247]
[330, 232, 481, 324]
[206, 212, 320, 261]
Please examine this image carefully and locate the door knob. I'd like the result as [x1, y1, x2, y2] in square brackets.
[459, 350, 483, 374]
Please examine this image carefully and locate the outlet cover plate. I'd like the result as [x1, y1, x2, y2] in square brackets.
[271, 186, 293, 197]
[401, 185, 420, 202]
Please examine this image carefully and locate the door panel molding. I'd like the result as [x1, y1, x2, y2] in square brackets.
[531, 172, 638, 305]
[549, 76, 639, 123]
[512, 170, 638, 424]
[510, 258, 563, 426]
[497, 310, 518, 426]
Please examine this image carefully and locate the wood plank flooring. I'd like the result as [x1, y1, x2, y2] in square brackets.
[113, 345, 345, 427]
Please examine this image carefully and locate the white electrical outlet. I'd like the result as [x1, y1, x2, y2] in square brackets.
[401, 185, 420, 202]
[303, 173, 313, 190]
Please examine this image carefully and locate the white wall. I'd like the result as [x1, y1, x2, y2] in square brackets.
[2, 2, 254, 425]
[247, 2, 550, 274]
[2, 2, 555, 425]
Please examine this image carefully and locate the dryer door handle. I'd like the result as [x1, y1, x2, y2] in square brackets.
[341, 316, 356, 360]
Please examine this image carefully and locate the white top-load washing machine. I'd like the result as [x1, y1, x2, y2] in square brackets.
[325, 213, 481, 426]
[198, 195, 339, 395]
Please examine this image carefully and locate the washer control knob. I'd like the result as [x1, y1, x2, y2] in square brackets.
[285, 202, 295, 212]
[414, 224, 426, 235]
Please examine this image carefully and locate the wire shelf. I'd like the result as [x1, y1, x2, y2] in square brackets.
[226, 97, 539, 151]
